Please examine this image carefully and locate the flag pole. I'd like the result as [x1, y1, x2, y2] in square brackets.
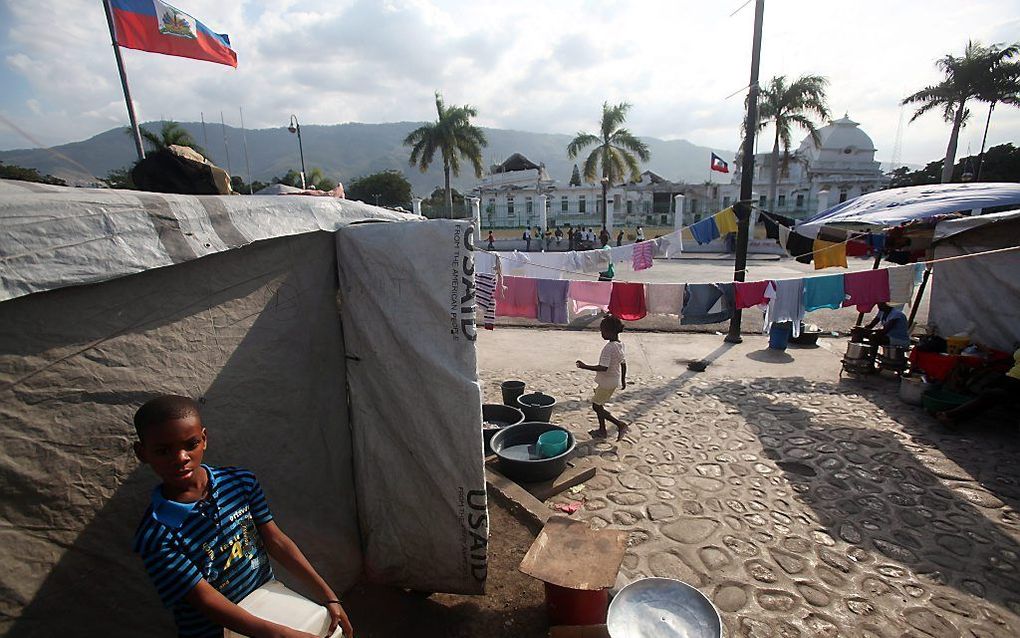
[220, 111, 233, 177]
[102, 0, 145, 162]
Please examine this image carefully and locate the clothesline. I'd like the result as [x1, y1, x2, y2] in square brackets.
[476, 238, 1020, 287]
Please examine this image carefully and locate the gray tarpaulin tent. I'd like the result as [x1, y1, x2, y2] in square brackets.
[0, 180, 487, 636]
[930, 209, 1020, 351]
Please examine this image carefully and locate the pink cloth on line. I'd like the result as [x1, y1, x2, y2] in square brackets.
[632, 241, 654, 271]
[843, 268, 890, 313]
[609, 282, 647, 321]
[568, 280, 612, 315]
[733, 280, 774, 310]
[495, 276, 538, 318]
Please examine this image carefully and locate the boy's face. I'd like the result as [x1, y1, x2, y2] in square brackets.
[600, 322, 617, 340]
[134, 414, 208, 489]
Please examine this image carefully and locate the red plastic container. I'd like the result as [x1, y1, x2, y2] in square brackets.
[910, 350, 983, 382]
[544, 583, 609, 626]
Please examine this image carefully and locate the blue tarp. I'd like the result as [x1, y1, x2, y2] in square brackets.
[796, 183, 1020, 234]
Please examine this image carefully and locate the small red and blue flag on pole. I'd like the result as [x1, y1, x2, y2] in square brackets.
[110, 0, 237, 67]
[710, 153, 729, 174]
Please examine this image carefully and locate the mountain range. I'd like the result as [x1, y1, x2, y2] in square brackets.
[0, 121, 739, 194]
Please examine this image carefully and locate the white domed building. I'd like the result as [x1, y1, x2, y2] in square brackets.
[727, 114, 891, 218]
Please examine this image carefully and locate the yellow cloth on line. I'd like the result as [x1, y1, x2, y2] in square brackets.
[682, 228, 695, 241]
[812, 239, 848, 270]
[714, 207, 739, 234]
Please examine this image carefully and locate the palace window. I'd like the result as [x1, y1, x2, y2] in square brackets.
[525, 196, 533, 214]
[579, 195, 586, 213]
[561, 196, 568, 212]
[507, 196, 515, 215]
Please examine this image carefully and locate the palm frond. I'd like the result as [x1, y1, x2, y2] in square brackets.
[567, 133, 599, 159]
[610, 129, 651, 161]
[581, 149, 600, 183]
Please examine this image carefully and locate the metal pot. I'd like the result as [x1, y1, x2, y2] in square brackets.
[846, 342, 873, 359]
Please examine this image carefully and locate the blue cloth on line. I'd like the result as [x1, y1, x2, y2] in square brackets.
[803, 274, 845, 312]
[690, 217, 721, 245]
[681, 283, 734, 325]
[537, 278, 570, 324]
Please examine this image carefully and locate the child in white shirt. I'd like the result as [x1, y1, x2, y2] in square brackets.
[575, 315, 629, 440]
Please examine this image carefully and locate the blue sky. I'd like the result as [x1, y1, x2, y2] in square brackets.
[1, 0, 1019, 167]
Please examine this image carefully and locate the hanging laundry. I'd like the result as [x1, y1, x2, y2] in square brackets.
[843, 268, 890, 313]
[803, 274, 845, 311]
[714, 207, 739, 235]
[817, 226, 849, 243]
[785, 231, 815, 264]
[734, 280, 775, 310]
[574, 247, 611, 275]
[762, 215, 782, 240]
[656, 231, 683, 258]
[495, 276, 538, 318]
[608, 282, 647, 320]
[868, 233, 886, 254]
[476, 272, 497, 329]
[793, 223, 821, 239]
[813, 239, 848, 270]
[645, 283, 685, 316]
[537, 279, 570, 325]
[778, 225, 791, 249]
[568, 280, 612, 316]
[475, 250, 498, 276]
[845, 240, 869, 257]
[609, 243, 635, 266]
[681, 227, 695, 242]
[690, 217, 721, 245]
[681, 283, 734, 325]
[887, 265, 917, 304]
[632, 241, 654, 271]
[764, 278, 805, 337]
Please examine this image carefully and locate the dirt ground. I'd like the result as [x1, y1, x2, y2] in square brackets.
[341, 503, 548, 637]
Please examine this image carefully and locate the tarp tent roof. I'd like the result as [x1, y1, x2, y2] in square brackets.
[929, 210, 1020, 351]
[796, 182, 1020, 234]
[0, 179, 417, 302]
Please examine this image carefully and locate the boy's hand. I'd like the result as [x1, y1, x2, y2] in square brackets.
[326, 601, 354, 637]
[575, 360, 585, 369]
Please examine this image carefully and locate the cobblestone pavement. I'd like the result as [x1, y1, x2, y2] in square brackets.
[482, 367, 1020, 637]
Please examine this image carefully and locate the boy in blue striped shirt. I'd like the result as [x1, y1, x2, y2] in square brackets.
[132, 395, 354, 638]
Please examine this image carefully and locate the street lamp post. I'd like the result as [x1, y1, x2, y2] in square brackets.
[287, 114, 307, 189]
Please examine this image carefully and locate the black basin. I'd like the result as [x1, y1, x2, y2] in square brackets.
[489, 421, 575, 483]
[516, 392, 557, 423]
[482, 404, 525, 456]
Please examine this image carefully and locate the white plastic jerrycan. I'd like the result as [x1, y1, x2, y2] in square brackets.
[225, 580, 342, 637]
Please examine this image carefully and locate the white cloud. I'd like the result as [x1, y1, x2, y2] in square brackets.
[0, 0, 1018, 167]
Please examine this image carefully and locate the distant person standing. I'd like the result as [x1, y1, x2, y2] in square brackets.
[523, 229, 531, 252]
[555, 226, 563, 247]
[616, 229, 624, 247]
[599, 226, 610, 248]
[567, 226, 575, 250]
[636, 226, 645, 242]
[487, 231, 495, 250]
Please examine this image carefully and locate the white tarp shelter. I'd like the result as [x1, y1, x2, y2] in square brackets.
[930, 209, 1020, 351]
[797, 182, 1020, 235]
[0, 180, 487, 636]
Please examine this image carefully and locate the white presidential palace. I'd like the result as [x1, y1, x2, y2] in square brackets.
[467, 114, 890, 232]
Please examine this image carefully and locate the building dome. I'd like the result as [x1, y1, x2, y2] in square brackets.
[798, 114, 876, 160]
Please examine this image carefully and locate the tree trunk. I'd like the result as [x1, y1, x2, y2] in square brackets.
[768, 129, 780, 212]
[941, 103, 967, 183]
[976, 102, 995, 181]
[444, 162, 453, 216]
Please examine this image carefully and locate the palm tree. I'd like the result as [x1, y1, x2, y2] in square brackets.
[567, 102, 650, 226]
[974, 46, 1020, 179]
[132, 121, 204, 155]
[404, 92, 487, 215]
[902, 40, 1011, 183]
[755, 75, 829, 212]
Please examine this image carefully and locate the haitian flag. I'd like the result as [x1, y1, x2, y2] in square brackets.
[111, 0, 237, 67]
[710, 152, 729, 174]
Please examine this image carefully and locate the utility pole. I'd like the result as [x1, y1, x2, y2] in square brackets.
[725, 0, 765, 344]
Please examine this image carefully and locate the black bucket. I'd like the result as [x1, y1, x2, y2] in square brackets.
[516, 392, 556, 423]
[489, 422, 575, 483]
[482, 404, 525, 456]
[500, 380, 526, 406]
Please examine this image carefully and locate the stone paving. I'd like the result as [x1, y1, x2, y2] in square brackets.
[482, 365, 1020, 637]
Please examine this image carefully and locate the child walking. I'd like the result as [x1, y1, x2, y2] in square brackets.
[576, 315, 629, 441]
